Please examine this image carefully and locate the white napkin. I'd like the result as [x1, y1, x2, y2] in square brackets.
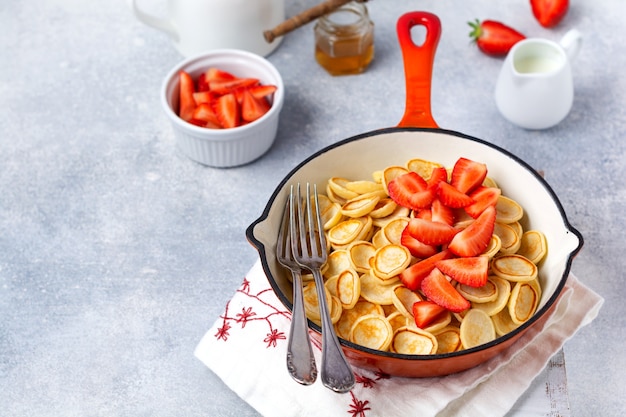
[195, 259, 603, 417]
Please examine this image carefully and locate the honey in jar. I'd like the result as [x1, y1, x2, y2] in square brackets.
[314, 1, 374, 76]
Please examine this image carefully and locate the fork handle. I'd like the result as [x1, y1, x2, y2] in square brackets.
[312, 269, 356, 393]
[286, 270, 318, 385]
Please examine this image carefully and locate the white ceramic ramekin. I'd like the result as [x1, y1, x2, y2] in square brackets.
[161, 49, 284, 167]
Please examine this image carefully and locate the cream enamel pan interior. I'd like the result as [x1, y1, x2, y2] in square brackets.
[245, 12, 583, 377]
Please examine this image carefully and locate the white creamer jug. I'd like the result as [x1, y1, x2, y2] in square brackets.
[131, 0, 285, 57]
[495, 30, 583, 130]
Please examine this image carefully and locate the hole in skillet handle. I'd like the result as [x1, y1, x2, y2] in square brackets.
[396, 11, 441, 129]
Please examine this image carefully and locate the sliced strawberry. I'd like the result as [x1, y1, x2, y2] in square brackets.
[209, 78, 259, 95]
[193, 91, 217, 106]
[192, 103, 221, 128]
[188, 118, 206, 127]
[387, 172, 435, 210]
[448, 205, 496, 257]
[400, 227, 438, 259]
[214, 93, 240, 129]
[241, 88, 271, 122]
[196, 72, 210, 92]
[450, 157, 488, 194]
[178, 70, 196, 122]
[247, 84, 277, 100]
[413, 207, 433, 221]
[437, 181, 474, 208]
[530, 0, 569, 28]
[465, 186, 501, 218]
[399, 250, 453, 290]
[421, 268, 471, 313]
[406, 217, 458, 246]
[426, 166, 448, 192]
[435, 256, 489, 287]
[431, 198, 455, 226]
[415, 208, 432, 221]
[412, 301, 448, 329]
[204, 67, 237, 82]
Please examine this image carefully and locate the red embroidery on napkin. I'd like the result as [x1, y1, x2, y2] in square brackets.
[264, 328, 286, 347]
[213, 278, 290, 348]
[235, 306, 256, 327]
[348, 391, 371, 417]
[214, 315, 231, 341]
[355, 373, 376, 388]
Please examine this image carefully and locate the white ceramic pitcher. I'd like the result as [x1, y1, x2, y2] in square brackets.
[131, 0, 285, 57]
[495, 30, 583, 130]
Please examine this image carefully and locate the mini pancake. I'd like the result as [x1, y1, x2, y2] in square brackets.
[493, 221, 521, 255]
[371, 229, 388, 249]
[491, 307, 521, 336]
[508, 279, 542, 325]
[371, 205, 410, 228]
[368, 198, 398, 219]
[323, 249, 352, 279]
[382, 165, 409, 193]
[336, 269, 361, 309]
[328, 177, 359, 200]
[387, 311, 411, 333]
[381, 217, 410, 246]
[391, 285, 423, 318]
[495, 195, 524, 223]
[347, 240, 376, 273]
[406, 158, 443, 180]
[492, 254, 538, 282]
[328, 216, 372, 248]
[335, 299, 384, 340]
[359, 272, 398, 305]
[434, 325, 462, 354]
[460, 309, 496, 349]
[517, 230, 548, 264]
[341, 192, 381, 218]
[302, 281, 331, 322]
[371, 244, 411, 280]
[345, 180, 385, 194]
[471, 275, 511, 316]
[325, 182, 347, 205]
[390, 326, 438, 355]
[350, 314, 394, 351]
[316, 194, 343, 230]
[457, 278, 498, 303]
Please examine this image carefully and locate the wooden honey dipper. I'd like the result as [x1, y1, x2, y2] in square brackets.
[264, 0, 368, 43]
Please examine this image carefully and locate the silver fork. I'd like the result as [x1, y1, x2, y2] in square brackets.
[277, 190, 317, 385]
[290, 183, 355, 393]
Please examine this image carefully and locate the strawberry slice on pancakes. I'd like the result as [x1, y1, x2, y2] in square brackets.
[448, 205, 496, 257]
[387, 172, 435, 211]
[421, 268, 471, 313]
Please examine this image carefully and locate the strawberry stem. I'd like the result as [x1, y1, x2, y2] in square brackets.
[468, 19, 482, 42]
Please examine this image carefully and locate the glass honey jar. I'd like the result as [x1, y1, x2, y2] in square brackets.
[314, 1, 374, 76]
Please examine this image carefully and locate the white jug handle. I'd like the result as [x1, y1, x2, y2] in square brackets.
[131, 0, 178, 41]
[560, 29, 582, 61]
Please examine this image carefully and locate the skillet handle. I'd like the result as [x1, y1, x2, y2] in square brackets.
[396, 12, 441, 128]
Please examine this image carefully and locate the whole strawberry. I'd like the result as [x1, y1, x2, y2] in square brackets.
[468, 19, 526, 57]
[530, 0, 569, 28]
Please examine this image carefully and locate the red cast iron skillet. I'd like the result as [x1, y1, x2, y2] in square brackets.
[246, 11, 583, 377]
